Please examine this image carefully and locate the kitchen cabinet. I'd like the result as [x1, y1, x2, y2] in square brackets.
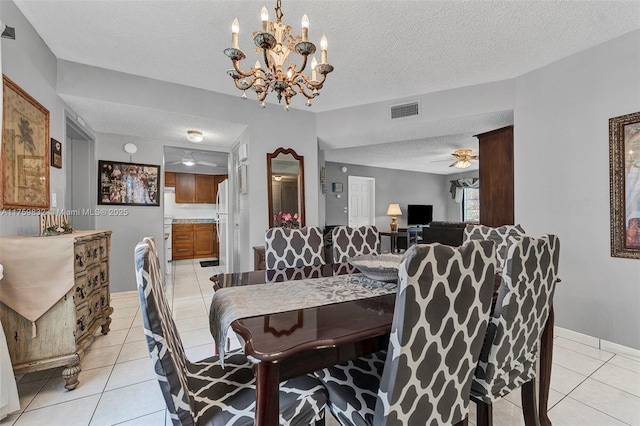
[165, 172, 175, 187]
[173, 173, 228, 204]
[173, 223, 218, 259]
[194, 224, 215, 257]
[172, 224, 194, 259]
[195, 175, 216, 203]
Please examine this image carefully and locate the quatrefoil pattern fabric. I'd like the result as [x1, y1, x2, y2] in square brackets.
[135, 238, 327, 426]
[265, 226, 325, 270]
[472, 234, 560, 402]
[462, 224, 526, 270]
[332, 226, 381, 275]
[316, 241, 496, 426]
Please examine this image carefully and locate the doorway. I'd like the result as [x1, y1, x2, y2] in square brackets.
[348, 176, 375, 227]
[65, 117, 95, 230]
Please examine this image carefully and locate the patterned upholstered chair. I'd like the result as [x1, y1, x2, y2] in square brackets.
[134, 237, 327, 426]
[471, 234, 560, 426]
[462, 224, 526, 270]
[316, 241, 497, 426]
[265, 226, 325, 271]
[331, 226, 380, 275]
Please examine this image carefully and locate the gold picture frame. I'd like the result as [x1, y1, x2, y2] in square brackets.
[610, 111, 640, 259]
[1, 75, 50, 210]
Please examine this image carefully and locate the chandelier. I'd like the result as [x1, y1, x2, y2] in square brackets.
[224, 0, 334, 110]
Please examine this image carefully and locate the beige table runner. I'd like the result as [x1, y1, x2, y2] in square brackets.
[0, 230, 108, 332]
[210, 274, 397, 366]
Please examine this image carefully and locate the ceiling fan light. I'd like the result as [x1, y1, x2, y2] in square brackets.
[187, 130, 204, 143]
[182, 153, 196, 166]
[454, 159, 472, 169]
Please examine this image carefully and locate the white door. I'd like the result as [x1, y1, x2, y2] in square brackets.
[348, 176, 375, 226]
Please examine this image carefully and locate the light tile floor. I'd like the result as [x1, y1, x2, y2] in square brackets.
[2, 259, 640, 426]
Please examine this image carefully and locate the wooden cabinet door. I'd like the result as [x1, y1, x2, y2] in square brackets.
[175, 173, 196, 203]
[194, 224, 214, 256]
[212, 224, 219, 258]
[165, 172, 176, 187]
[195, 174, 216, 203]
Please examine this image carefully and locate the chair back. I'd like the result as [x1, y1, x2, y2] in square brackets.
[332, 225, 380, 274]
[264, 226, 325, 270]
[134, 238, 194, 425]
[472, 234, 560, 401]
[374, 241, 496, 425]
[463, 224, 526, 270]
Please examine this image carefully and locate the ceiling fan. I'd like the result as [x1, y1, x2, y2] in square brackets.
[167, 151, 217, 167]
[432, 149, 479, 169]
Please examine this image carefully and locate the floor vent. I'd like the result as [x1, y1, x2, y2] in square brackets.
[390, 101, 420, 119]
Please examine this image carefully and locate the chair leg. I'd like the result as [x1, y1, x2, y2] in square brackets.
[521, 379, 540, 426]
[476, 401, 493, 426]
[315, 416, 326, 426]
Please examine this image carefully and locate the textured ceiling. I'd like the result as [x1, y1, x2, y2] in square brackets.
[14, 0, 640, 174]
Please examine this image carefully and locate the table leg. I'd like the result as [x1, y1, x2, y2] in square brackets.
[539, 306, 554, 426]
[255, 361, 280, 426]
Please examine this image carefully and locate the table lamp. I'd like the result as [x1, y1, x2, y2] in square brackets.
[386, 203, 402, 232]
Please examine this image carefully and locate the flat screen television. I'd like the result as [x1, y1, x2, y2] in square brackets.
[407, 204, 433, 226]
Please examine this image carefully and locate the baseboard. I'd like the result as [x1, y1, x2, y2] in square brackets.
[555, 326, 640, 359]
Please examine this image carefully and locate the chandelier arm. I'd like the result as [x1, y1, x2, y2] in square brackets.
[233, 77, 259, 91]
[305, 72, 327, 89]
[291, 55, 309, 74]
[231, 60, 256, 78]
[262, 49, 273, 71]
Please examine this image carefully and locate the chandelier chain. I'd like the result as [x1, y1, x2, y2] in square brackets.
[275, 0, 284, 23]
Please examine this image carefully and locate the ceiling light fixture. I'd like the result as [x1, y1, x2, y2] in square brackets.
[182, 153, 196, 166]
[187, 130, 204, 143]
[454, 159, 472, 169]
[224, 0, 334, 110]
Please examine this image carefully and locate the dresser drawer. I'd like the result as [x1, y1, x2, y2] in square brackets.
[74, 239, 100, 271]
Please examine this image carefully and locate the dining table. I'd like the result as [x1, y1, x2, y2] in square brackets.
[209, 264, 556, 426]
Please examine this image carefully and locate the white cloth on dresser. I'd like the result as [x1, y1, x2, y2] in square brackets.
[0, 263, 20, 420]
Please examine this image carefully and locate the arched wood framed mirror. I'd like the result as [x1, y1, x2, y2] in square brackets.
[267, 148, 305, 228]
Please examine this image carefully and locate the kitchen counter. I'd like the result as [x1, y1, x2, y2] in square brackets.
[172, 218, 217, 224]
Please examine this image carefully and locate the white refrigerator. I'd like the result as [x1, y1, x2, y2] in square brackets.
[216, 179, 231, 273]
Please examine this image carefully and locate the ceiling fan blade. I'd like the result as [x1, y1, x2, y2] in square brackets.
[167, 161, 182, 165]
[430, 159, 453, 163]
[197, 161, 218, 167]
[448, 161, 458, 167]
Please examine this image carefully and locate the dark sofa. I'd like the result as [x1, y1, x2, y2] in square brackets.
[421, 222, 471, 246]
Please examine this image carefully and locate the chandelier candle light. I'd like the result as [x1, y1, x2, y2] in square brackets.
[224, 0, 334, 109]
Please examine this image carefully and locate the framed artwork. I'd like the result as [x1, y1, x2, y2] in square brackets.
[1, 75, 50, 209]
[51, 138, 62, 168]
[610, 111, 640, 259]
[98, 160, 160, 206]
[332, 182, 343, 193]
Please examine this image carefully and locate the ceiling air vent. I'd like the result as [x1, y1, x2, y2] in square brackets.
[390, 101, 420, 119]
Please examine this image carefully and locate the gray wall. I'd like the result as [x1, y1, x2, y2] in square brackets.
[515, 30, 640, 349]
[0, 1, 86, 237]
[324, 161, 448, 251]
[445, 170, 479, 221]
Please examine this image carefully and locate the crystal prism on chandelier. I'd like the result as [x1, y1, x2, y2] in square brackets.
[224, 0, 334, 110]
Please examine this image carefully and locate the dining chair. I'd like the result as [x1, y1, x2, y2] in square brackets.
[134, 237, 328, 426]
[265, 226, 325, 270]
[316, 240, 497, 426]
[462, 224, 526, 270]
[471, 234, 560, 426]
[331, 225, 381, 275]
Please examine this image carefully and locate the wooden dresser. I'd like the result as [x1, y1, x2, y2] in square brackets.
[0, 230, 113, 390]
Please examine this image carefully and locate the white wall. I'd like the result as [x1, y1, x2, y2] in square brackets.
[164, 192, 217, 219]
[515, 30, 640, 349]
